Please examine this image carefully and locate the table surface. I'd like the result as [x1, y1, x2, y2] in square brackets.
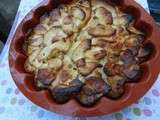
[0, 0, 160, 120]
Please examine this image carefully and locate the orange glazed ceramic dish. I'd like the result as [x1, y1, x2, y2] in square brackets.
[9, 0, 160, 117]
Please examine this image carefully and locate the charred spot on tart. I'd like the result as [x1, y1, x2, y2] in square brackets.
[51, 79, 83, 103]
[35, 68, 57, 86]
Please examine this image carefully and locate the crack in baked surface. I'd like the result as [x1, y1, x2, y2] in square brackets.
[24, 0, 153, 106]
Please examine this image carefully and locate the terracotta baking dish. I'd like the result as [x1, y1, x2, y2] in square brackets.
[9, 0, 160, 117]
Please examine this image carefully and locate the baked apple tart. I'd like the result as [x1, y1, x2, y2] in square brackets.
[24, 0, 153, 106]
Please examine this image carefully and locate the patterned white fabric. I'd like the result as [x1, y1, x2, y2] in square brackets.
[0, 0, 160, 120]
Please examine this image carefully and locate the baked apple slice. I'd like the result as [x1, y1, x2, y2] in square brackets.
[88, 24, 116, 37]
[94, 7, 113, 25]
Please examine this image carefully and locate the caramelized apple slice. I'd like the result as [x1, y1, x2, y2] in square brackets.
[94, 7, 113, 25]
[62, 15, 76, 35]
[85, 47, 106, 60]
[120, 49, 135, 64]
[122, 64, 142, 82]
[35, 68, 57, 86]
[92, 38, 108, 48]
[51, 79, 83, 103]
[103, 62, 122, 76]
[92, 37, 116, 47]
[78, 62, 97, 76]
[124, 35, 144, 48]
[76, 77, 110, 106]
[88, 25, 116, 37]
[106, 75, 125, 99]
[70, 0, 91, 29]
